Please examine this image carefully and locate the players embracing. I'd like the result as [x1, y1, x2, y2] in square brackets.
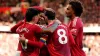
[11, 1, 86, 56]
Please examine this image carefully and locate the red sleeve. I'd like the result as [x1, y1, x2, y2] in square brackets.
[76, 19, 83, 48]
[11, 20, 24, 33]
[68, 28, 76, 46]
[27, 25, 44, 48]
[27, 40, 44, 48]
[77, 27, 83, 48]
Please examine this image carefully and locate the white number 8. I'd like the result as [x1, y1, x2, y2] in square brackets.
[57, 29, 68, 44]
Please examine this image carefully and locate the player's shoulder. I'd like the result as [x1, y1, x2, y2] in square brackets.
[58, 24, 67, 29]
[77, 17, 83, 27]
[77, 17, 83, 23]
[34, 24, 40, 27]
[29, 24, 39, 27]
[34, 24, 42, 29]
[25, 24, 41, 30]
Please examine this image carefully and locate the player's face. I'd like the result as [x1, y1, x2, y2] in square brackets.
[38, 13, 48, 25]
[65, 4, 74, 17]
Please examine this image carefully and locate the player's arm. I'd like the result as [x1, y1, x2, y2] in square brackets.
[27, 39, 44, 48]
[67, 28, 76, 46]
[19, 36, 44, 49]
[42, 20, 61, 33]
[77, 27, 83, 48]
[10, 20, 25, 33]
[25, 35, 47, 48]
[22, 25, 47, 48]
[36, 20, 60, 44]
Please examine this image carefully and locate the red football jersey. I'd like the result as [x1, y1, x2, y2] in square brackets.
[39, 46, 50, 56]
[47, 24, 75, 56]
[68, 17, 86, 56]
[16, 23, 44, 56]
[11, 20, 25, 33]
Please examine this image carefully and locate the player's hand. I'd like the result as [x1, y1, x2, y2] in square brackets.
[19, 36, 26, 43]
[71, 29, 77, 36]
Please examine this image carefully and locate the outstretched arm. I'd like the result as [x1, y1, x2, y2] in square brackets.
[42, 20, 61, 33]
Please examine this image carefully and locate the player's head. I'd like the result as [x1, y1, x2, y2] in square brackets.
[25, 6, 44, 22]
[44, 8, 55, 20]
[65, 1, 83, 17]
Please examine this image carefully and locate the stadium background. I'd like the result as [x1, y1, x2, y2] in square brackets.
[0, 0, 100, 56]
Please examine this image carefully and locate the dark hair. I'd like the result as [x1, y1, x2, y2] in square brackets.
[69, 1, 83, 17]
[44, 8, 55, 20]
[25, 8, 40, 22]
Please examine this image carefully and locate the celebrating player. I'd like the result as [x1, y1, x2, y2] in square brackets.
[65, 1, 86, 56]
[11, 7, 45, 56]
[42, 8, 75, 56]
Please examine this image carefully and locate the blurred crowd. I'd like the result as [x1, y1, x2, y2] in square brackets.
[0, 0, 100, 56]
[0, 0, 100, 25]
[0, 33, 19, 56]
[0, 33, 100, 56]
[83, 34, 100, 56]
